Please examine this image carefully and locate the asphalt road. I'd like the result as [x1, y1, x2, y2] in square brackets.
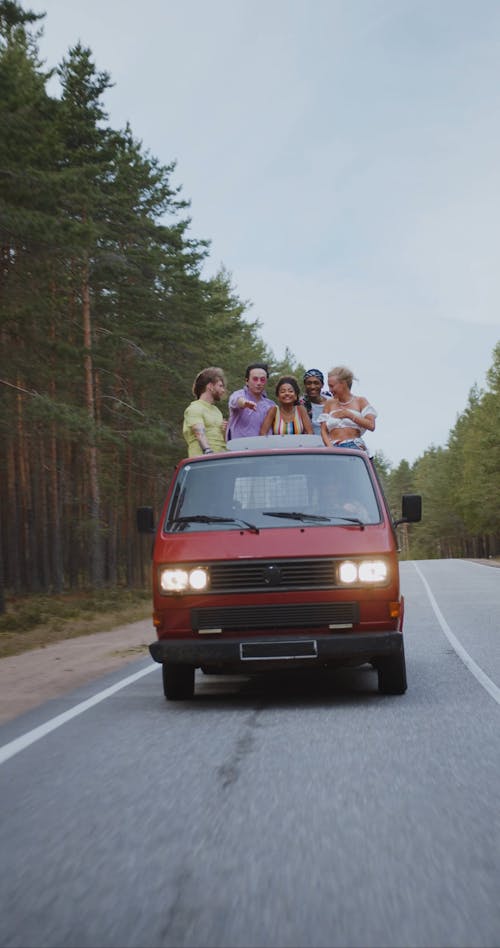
[0, 559, 499, 948]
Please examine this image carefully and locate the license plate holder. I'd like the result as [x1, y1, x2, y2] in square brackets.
[240, 640, 318, 661]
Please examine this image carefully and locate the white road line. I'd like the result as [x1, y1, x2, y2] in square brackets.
[0, 664, 158, 766]
[413, 562, 500, 705]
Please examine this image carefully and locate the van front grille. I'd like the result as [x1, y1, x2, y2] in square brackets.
[191, 601, 359, 632]
[208, 558, 337, 592]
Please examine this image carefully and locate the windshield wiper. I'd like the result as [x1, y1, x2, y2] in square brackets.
[171, 515, 259, 534]
[263, 510, 364, 529]
[263, 511, 332, 523]
[329, 515, 365, 529]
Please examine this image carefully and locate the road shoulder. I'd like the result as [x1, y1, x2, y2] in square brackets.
[0, 619, 153, 725]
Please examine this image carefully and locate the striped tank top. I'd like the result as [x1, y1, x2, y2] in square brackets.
[272, 407, 306, 435]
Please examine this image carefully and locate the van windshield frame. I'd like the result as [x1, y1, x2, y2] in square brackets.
[164, 452, 382, 533]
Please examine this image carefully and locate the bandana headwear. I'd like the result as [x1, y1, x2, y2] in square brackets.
[303, 368, 324, 384]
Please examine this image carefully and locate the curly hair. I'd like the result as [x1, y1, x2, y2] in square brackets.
[275, 375, 300, 403]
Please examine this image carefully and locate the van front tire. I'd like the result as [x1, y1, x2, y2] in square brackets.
[162, 663, 195, 700]
[376, 647, 407, 695]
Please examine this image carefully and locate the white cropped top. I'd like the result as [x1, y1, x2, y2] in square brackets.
[317, 403, 377, 435]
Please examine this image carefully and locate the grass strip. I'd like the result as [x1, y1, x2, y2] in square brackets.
[0, 589, 151, 659]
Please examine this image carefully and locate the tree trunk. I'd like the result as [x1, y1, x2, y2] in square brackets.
[82, 271, 103, 586]
[49, 316, 64, 592]
[35, 433, 50, 592]
[16, 384, 31, 589]
[0, 498, 5, 614]
[6, 439, 21, 593]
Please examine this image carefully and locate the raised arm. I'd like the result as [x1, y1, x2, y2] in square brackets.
[229, 390, 257, 412]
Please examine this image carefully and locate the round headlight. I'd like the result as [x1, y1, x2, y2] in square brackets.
[189, 568, 208, 591]
[339, 561, 358, 584]
[160, 568, 189, 592]
[359, 560, 388, 583]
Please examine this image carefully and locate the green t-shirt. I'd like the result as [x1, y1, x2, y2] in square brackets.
[183, 399, 227, 456]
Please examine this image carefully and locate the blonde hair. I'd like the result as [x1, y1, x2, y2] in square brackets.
[327, 365, 357, 390]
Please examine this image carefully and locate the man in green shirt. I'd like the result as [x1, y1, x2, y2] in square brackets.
[183, 367, 228, 456]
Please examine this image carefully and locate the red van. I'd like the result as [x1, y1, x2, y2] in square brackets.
[137, 435, 421, 700]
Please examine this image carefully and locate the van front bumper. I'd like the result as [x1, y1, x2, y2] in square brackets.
[149, 631, 403, 670]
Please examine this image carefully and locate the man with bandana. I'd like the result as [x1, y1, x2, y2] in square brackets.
[299, 369, 330, 435]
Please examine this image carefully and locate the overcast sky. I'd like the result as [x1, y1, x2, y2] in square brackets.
[29, 0, 500, 466]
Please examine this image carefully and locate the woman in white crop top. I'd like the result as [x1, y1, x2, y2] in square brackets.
[318, 365, 377, 451]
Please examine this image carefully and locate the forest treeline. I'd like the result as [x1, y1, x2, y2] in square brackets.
[0, 1, 304, 606]
[380, 350, 500, 562]
[1, 2, 499, 609]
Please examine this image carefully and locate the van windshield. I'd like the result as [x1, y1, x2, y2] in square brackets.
[165, 453, 382, 532]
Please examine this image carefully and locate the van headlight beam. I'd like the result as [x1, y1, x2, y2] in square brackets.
[160, 567, 209, 593]
[338, 560, 388, 585]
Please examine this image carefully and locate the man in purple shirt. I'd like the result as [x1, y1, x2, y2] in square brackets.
[227, 362, 275, 440]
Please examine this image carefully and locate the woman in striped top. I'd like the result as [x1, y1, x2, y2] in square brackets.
[259, 376, 313, 436]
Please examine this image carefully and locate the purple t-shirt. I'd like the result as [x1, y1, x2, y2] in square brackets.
[227, 385, 275, 440]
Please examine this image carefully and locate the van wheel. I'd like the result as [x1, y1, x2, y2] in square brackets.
[162, 663, 195, 700]
[377, 647, 407, 695]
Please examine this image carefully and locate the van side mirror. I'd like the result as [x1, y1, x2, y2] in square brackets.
[394, 494, 422, 527]
[137, 506, 155, 534]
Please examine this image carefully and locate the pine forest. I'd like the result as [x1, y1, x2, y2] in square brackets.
[1, 2, 499, 612]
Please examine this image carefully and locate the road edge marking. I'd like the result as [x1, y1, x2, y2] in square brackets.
[0, 664, 157, 766]
[413, 562, 500, 706]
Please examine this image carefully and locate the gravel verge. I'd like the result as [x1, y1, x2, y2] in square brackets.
[0, 618, 153, 725]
